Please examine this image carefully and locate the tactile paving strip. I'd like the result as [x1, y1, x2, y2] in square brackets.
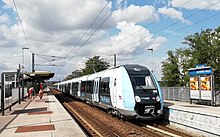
[15, 124, 55, 133]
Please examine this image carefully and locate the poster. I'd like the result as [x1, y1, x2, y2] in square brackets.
[190, 77, 199, 99]
[200, 76, 212, 100]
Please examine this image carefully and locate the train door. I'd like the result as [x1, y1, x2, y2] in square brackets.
[113, 78, 117, 106]
[70, 83, 72, 95]
[93, 77, 100, 102]
[77, 81, 81, 97]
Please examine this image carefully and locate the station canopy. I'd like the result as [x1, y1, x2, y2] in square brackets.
[24, 71, 55, 80]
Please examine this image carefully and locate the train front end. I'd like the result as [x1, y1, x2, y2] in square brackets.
[124, 65, 163, 120]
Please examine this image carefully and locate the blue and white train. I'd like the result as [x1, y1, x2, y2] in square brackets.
[55, 64, 163, 120]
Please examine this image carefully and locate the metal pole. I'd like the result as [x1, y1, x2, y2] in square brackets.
[114, 54, 116, 68]
[1, 73, 5, 116]
[147, 48, 153, 72]
[22, 47, 28, 100]
[22, 49, 24, 100]
[18, 64, 21, 104]
[32, 53, 34, 72]
[151, 49, 153, 72]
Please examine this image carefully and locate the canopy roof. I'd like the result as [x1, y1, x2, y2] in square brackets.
[25, 71, 54, 80]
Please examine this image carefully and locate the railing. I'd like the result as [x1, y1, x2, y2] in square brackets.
[162, 87, 220, 105]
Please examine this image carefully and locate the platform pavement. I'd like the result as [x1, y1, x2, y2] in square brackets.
[0, 90, 86, 137]
[164, 100, 220, 116]
[163, 100, 220, 137]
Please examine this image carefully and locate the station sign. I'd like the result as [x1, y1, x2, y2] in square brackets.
[188, 67, 212, 76]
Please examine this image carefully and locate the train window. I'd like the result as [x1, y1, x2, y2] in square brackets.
[81, 81, 86, 92]
[72, 82, 78, 93]
[86, 81, 93, 93]
[131, 75, 156, 90]
[100, 77, 110, 96]
[145, 76, 155, 89]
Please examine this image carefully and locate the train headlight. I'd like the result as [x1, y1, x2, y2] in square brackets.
[153, 90, 158, 93]
[135, 96, 141, 102]
[156, 95, 160, 102]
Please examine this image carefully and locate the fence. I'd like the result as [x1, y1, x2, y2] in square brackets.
[162, 87, 220, 105]
[0, 87, 27, 109]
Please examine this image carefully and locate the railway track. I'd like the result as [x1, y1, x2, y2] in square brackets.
[134, 122, 193, 137]
[52, 89, 119, 136]
[51, 88, 192, 137]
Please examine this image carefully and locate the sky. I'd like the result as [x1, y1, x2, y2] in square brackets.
[0, 0, 220, 81]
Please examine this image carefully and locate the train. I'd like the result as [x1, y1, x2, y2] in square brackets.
[54, 64, 163, 120]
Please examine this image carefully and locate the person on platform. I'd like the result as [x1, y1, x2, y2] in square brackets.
[39, 82, 43, 90]
[28, 87, 34, 100]
[39, 82, 43, 99]
[39, 89, 43, 99]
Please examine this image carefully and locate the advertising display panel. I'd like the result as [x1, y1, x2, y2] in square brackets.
[188, 65, 214, 105]
[190, 77, 199, 99]
[200, 76, 212, 100]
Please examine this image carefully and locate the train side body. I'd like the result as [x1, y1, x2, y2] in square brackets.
[56, 64, 163, 120]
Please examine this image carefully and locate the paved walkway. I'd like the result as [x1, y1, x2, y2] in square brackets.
[164, 100, 220, 116]
[0, 91, 86, 137]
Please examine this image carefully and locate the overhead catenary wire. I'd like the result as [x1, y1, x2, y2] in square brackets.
[35, 53, 66, 59]
[60, 0, 125, 69]
[91, 0, 192, 57]
[161, 12, 220, 38]
[13, 0, 33, 53]
[109, 0, 192, 47]
[56, 0, 111, 72]
[56, 1, 219, 80]
[34, 53, 66, 67]
[114, 0, 220, 55]
[64, 0, 111, 60]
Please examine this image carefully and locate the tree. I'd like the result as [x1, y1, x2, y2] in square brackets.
[81, 56, 110, 75]
[183, 27, 220, 89]
[161, 50, 181, 87]
[183, 28, 220, 66]
[63, 74, 74, 81]
[162, 26, 220, 88]
[72, 70, 81, 78]
[175, 48, 192, 86]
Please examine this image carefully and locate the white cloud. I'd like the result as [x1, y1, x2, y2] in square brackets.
[158, 7, 190, 24]
[171, 0, 220, 10]
[112, 4, 158, 23]
[0, 13, 10, 24]
[98, 21, 166, 57]
[0, 0, 167, 81]
[4, 0, 114, 32]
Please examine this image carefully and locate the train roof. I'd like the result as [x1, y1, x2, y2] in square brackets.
[56, 64, 150, 84]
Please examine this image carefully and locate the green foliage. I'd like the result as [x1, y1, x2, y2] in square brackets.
[80, 56, 110, 76]
[162, 26, 220, 88]
[161, 50, 181, 87]
[63, 74, 74, 81]
[63, 56, 110, 80]
[72, 70, 82, 78]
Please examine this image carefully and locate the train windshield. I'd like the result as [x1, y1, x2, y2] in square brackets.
[131, 75, 156, 90]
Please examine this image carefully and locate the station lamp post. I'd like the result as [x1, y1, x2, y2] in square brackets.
[22, 47, 29, 100]
[147, 48, 153, 72]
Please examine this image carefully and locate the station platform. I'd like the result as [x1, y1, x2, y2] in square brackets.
[0, 90, 86, 137]
[163, 100, 220, 137]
